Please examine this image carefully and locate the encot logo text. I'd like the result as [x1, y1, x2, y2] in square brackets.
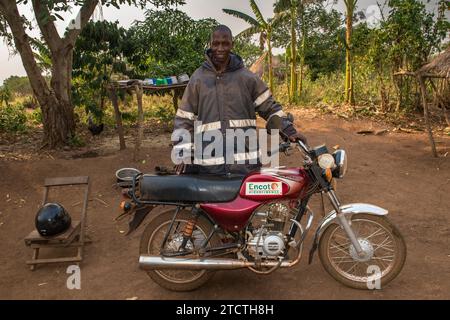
[245, 182, 282, 195]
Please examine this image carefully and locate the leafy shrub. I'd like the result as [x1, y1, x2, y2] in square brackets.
[69, 134, 86, 147]
[121, 111, 138, 124]
[0, 104, 27, 132]
[151, 104, 175, 123]
[28, 107, 43, 125]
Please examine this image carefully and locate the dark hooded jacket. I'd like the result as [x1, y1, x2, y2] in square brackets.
[173, 50, 296, 175]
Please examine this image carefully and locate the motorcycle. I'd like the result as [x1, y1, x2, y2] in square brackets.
[118, 118, 406, 292]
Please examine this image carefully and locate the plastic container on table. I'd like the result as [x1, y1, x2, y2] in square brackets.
[178, 74, 190, 83]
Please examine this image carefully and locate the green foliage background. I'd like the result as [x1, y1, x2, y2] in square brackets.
[1, 0, 449, 134]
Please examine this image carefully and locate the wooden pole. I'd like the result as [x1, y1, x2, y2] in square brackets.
[134, 84, 144, 161]
[172, 89, 179, 111]
[108, 88, 126, 150]
[418, 76, 438, 157]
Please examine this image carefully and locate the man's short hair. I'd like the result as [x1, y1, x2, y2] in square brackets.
[211, 25, 233, 41]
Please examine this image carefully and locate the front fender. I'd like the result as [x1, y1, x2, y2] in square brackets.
[308, 203, 388, 264]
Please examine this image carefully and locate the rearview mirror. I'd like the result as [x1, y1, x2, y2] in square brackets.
[287, 112, 294, 123]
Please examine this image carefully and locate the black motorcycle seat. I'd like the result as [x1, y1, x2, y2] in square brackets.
[139, 174, 245, 203]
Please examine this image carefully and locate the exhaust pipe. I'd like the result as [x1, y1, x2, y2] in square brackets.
[139, 254, 298, 270]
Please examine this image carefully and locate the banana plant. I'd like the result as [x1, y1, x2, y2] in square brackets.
[274, 0, 317, 102]
[223, 0, 281, 94]
[274, 0, 300, 102]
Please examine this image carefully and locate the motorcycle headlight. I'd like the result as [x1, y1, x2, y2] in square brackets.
[318, 153, 336, 169]
[332, 150, 347, 178]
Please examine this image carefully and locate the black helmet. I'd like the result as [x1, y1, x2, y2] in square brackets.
[35, 203, 72, 237]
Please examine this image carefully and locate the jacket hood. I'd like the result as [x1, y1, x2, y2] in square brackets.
[203, 49, 244, 73]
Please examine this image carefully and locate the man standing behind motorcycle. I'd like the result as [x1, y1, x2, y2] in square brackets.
[173, 25, 307, 175]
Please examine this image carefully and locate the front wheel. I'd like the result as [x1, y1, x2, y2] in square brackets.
[318, 214, 406, 290]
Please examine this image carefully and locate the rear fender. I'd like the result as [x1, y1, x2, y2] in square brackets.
[308, 203, 388, 264]
[126, 205, 156, 235]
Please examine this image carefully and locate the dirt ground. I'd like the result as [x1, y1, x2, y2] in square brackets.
[0, 111, 449, 300]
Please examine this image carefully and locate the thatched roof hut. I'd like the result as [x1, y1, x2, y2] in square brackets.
[416, 47, 450, 158]
[249, 52, 283, 79]
[249, 52, 267, 78]
[417, 46, 450, 79]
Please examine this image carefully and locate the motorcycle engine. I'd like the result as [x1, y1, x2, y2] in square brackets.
[246, 203, 292, 259]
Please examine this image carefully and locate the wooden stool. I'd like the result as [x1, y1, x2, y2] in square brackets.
[24, 176, 91, 271]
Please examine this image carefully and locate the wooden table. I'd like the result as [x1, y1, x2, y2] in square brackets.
[107, 80, 188, 160]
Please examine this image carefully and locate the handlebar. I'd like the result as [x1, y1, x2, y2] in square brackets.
[297, 140, 310, 153]
[279, 139, 310, 155]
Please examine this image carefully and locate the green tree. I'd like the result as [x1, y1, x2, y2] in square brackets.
[223, 0, 280, 94]
[2, 75, 33, 97]
[127, 8, 217, 79]
[233, 34, 263, 67]
[272, 2, 344, 80]
[0, 0, 184, 148]
[72, 20, 128, 121]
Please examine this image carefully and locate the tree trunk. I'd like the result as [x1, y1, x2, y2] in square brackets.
[289, 6, 298, 103]
[418, 76, 437, 157]
[285, 53, 290, 98]
[108, 88, 126, 150]
[344, 1, 355, 105]
[134, 85, 144, 161]
[395, 76, 403, 112]
[267, 33, 274, 95]
[40, 94, 75, 147]
[378, 70, 387, 112]
[298, 3, 306, 98]
[41, 47, 76, 147]
[0, 0, 99, 148]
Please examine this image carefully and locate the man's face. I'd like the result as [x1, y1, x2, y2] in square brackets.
[210, 30, 233, 64]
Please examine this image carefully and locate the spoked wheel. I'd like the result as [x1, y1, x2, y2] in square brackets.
[139, 209, 221, 291]
[318, 214, 406, 289]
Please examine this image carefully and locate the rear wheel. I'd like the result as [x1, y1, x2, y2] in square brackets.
[139, 209, 221, 291]
[318, 214, 406, 289]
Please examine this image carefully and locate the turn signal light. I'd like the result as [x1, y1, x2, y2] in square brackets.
[120, 201, 132, 212]
[325, 168, 333, 182]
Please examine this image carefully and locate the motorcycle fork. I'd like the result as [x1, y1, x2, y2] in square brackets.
[326, 189, 364, 254]
[308, 164, 364, 255]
